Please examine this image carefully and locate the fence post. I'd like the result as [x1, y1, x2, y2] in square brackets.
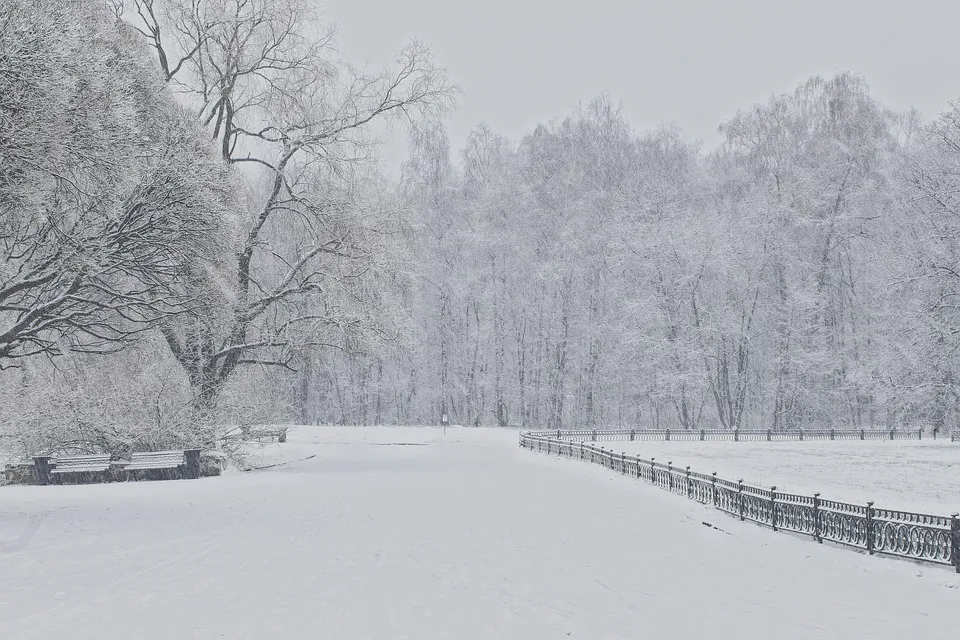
[860, 428, 864, 441]
[686, 466, 692, 499]
[650, 458, 656, 485]
[665, 428, 671, 442]
[889, 429, 894, 441]
[766, 429, 771, 442]
[866, 502, 875, 555]
[734, 428, 739, 442]
[700, 428, 705, 442]
[630, 429, 635, 441]
[951, 514, 960, 574]
[918, 428, 922, 441]
[711, 472, 718, 506]
[636, 454, 642, 479]
[621, 452, 626, 474]
[592, 429, 597, 442]
[799, 428, 804, 441]
[830, 428, 835, 441]
[814, 493, 822, 543]
[770, 486, 778, 531]
[667, 462, 673, 492]
[737, 480, 745, 521]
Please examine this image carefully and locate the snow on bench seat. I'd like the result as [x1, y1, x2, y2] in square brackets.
[50, 454, 112, 474]
[124, 450, 186, 471]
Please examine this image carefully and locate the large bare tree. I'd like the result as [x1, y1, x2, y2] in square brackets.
[120, 0, 455, 412]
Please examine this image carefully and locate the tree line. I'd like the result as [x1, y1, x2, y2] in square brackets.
[307, 78, 960, 434]
[3, 0, 960, 455]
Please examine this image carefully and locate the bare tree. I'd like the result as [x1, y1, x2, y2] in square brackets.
[121, 0, 456, 413]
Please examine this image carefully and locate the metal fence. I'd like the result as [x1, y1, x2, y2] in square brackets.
[519, 431, 960, 572]
[527, 427, 944, 442]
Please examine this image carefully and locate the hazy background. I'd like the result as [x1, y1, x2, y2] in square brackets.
[324, 0, 960, 173]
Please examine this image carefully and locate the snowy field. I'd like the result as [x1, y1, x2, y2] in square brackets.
[601, 439, 960, 514]
[2, 426, 959, 639]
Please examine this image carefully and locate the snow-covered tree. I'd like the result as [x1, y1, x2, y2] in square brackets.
[0, 0, 229, 367]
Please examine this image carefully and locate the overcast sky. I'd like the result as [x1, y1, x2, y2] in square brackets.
[324, 0, 960, 171]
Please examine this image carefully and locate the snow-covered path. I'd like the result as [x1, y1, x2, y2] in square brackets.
[1, 427, 958, 639]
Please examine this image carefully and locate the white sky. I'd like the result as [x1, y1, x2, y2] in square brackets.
[323, 0, 960, 172]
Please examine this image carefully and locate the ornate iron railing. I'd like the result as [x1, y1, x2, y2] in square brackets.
[527, 427, 942, 442]
[520, 431, 960, 571]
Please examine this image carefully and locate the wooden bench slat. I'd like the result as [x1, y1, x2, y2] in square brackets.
[125, 450, 186, 471]
[51, 454, 112, 473]
[129, 450, 184, 459]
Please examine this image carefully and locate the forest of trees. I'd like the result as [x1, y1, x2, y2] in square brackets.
[4, 0, 960, 456]
[328, 83, 960, 434]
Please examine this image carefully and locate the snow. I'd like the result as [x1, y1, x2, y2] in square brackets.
[229, 424, 480, 471]
[0, 436, 16, 469]
[2, 426, 959, 639]
[600, 438, 960, 515]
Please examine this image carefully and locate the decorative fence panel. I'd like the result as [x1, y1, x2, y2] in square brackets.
[520, 431, 960, 571]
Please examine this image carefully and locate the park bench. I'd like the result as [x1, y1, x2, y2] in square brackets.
[223, 425, 288, 444]
[246, 426, 287, 443]
[32, 454, 113, 485]
[124, 449, 201, 480]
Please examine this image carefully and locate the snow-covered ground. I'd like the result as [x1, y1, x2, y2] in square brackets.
[2, 426, 959, 639]
[600, 439, 960, 514]
[229, 424, 485, 471]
